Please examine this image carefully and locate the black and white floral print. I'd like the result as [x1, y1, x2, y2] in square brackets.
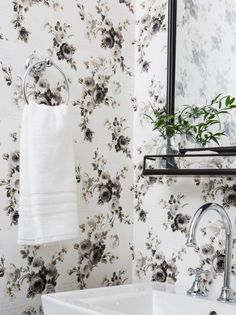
[101, 269, 128, 286]
[27, 77, 67, 106]
[74, 57, 121, 141]
[135, 230, 186, 284]
[4, 246, 67, 299]
[135, 1, 166, 71]
[0, 148, 20, 226]
[1, 1, 236, 314]
[0, 62, 12, 86]
[105, 117, 131, 158]
[161, 194, 191, 234]
[82, 150, 131, 224]
[68, 213, 119, 289]
[77, 0, 132, 75]
[11, 0, 62, 42]
[189, 219, 236, 290]
[45, 21, 77, 69]
[118, 0, 134, 13]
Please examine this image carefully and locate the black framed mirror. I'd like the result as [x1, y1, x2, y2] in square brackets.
[143, 0, 236, 176]
[167, 0, 236, 149]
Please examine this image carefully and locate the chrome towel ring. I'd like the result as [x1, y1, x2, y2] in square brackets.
[23, 54, 69, 105]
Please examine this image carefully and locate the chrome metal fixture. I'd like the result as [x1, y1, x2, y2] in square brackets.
[187, 267, 208, 297]
[22, 52, 69, 105]
[186, 203, 235, 303]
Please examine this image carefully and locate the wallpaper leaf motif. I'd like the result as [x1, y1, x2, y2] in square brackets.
[135, 229, 186, 283]
[1, 1, 236, 314]
[105, 117, 132, 158]
[0, 62, 13, 86]
[118, 0, 134, 13]
[73, 57, 121, 142]
[45, 21, 77, 69]
[4, 246, 67, 299]
[77, 0, 132, 75]
[11, 0, 62, 42]
[0, 149, 20, 226]
[81, 150, 132, 224]
[101, 269, 128, 286]
[194, 176, 236, 207]
[161, 194, 191, 234]
[134, 0, 167, 71]
[68, 213, 121, 289]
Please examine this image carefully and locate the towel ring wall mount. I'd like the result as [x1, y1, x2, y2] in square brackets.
[23, 53, 69, 105]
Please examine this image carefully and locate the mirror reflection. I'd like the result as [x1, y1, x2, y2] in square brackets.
[175, 0, 236, 146]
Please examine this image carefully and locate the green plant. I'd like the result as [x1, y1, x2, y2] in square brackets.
[146, 94, 236, 147]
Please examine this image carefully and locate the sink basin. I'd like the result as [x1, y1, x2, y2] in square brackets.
[42, 282, 236, 315]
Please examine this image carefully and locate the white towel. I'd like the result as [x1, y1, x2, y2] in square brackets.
[18, 102, 79, 245]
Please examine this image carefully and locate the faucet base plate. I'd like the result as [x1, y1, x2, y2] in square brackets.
[217, 287, 236, 304]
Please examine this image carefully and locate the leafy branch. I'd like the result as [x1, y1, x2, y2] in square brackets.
[146, 94, 236, 147]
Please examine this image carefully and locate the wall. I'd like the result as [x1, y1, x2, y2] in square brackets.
[0, 1, 134, 314]
[133, 0, 236, 296]
[1, 1, 236, 314]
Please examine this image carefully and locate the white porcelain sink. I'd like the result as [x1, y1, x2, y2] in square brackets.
[42, 282, 236, 315]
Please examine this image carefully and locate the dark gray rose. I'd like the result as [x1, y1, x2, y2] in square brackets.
[201, 244, 215, 258]
[29, 274, 46, 294]
[18, 27, 30, 42]
[58, 43, 75, 60]
[213, 253, 225, 274]
[152, 266, 167, 283]
[139, 210, 147, 222]
[150, 17, 162, 35]
[99, 185, 112, 203]
[89, 246, 104, 265]
[84, 77, 95, 90]
[6, 264, 20, 282]
[116, 135, 130, 151]
[224, 186, 236, 206]
[93, 86, 107, 104]
[101, 32, 115, 48]
[11, 211, 19, 225]
[80, 239, 92, 253]
[142, 61, 150, 72]
[84, 128, 94, 142]
[173, 213, 189, 230]
[9, 150, 20, 166]
[22, 306, 37, 315]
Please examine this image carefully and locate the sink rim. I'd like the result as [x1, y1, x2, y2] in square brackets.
[42, 281, 236, 314]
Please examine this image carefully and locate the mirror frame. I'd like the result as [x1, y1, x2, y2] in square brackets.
[166, 0, 177, 116]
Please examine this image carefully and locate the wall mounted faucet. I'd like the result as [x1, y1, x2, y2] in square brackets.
[186, 203, 235, 303]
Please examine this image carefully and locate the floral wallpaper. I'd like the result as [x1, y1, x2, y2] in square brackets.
[0, 1, 134, 314]
[133, 0, 236, 299]
[1, 0, 236, 314]
[175, 0, 236, 145]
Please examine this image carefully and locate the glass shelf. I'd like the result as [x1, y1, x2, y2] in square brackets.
[143, 147, 236, 176]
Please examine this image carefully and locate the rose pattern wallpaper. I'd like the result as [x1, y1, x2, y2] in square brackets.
[0, 0, 236, 314]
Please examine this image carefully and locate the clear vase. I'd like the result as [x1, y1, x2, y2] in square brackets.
[155, 137, 179, 169]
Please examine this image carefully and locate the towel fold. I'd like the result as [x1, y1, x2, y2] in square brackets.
[18, 102, 79, 245]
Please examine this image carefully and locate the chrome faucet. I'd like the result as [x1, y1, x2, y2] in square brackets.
[186, 203, 235, 303]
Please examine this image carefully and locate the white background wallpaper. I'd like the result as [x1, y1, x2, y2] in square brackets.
[0, 1, 236, 314]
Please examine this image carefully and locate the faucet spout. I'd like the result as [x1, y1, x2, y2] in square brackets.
[186, 203, 235, 303]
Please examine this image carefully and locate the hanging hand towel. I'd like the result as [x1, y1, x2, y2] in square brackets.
[18, 102, 79, 245]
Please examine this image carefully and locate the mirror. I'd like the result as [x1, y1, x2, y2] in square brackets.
[172, 0, 236, 146]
